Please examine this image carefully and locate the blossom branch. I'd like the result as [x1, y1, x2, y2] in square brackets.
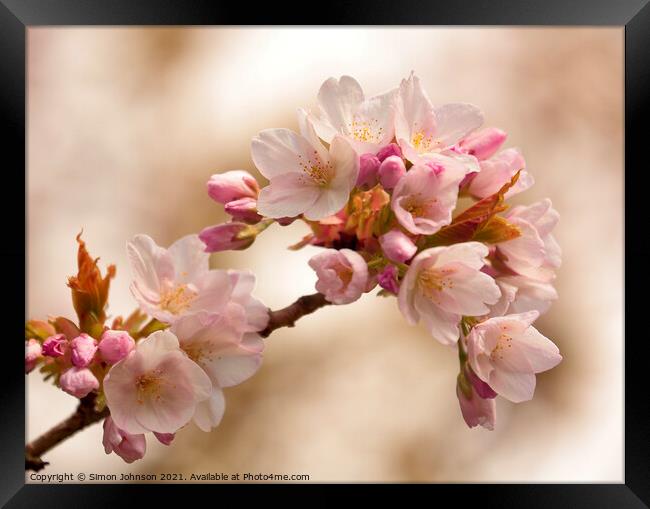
[25, 293, 330, 470]
[25, 393, 109, 471]
[260, 292, 330, 338]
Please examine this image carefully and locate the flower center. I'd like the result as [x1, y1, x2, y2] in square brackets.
[417, 266, 455, 305]
[136, 370, 163, 403]
[412, 131, 443, 153]
[348, 117, 383, 143]
[182, 341, 217, 366]
[159, 283, 197, 315]
[403, 196, 437, 218]
[490, 327, 513, 361]
[298, 153, 333, 187]
[336, 264, 354, 287]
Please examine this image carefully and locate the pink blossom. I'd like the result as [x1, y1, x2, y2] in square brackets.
[456, 383, 496, 431]
[465, 364, 497, 399]
[458, 127, 507, 161]
[357, 153, 380, 189]
[310, 76, 396, 154]
[99, 330, 135, 364]
[102, 416, 146, 464]
[378, 155, 406, 190]
[465, 311, 562, 403]
[467, 148, 534, 199]
[391, 159, 467, 235]
[394, 72, 483, 167]
[70, 333, 97, 368]
[224, 197, 263, 224]
[398, 243, 501, 345]
[251, 112, 359, 221]
[199, 222, 255, 253]
[376, 143, 402, 162]
[128, 234, 268, 329]
[207, 170, 259, 204]
[492, 276, 559, 317]
[171, 311, 264, 432]
[103, 330, 212, 434]
[59, 367, 99, 398]
[379, 229, 417, 263]
[42, 334, 67, 357]
[25, 339, 42, 373]
[496, 199, 561, 282]
[377, 265, 400, 295]
[308, 248, 369, 305]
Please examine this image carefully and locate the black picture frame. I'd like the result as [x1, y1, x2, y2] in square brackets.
[4, 0, 647, 506]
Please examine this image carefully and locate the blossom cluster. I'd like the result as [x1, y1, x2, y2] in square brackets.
[25, 234, 268, 463]
[200, 73, 562, 430]
[25, 73, 562, 468]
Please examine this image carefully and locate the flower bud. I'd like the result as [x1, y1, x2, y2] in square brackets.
[376, 143, 402, 162]
[71, 333, 98, 368]
[59, 367, 99, 398]
[224, 197, 263, 224]
[198, 222, 256, 253]
[25, 339, 42, 373]
[99, 330, 135, 364]
[356, 153, 380, 189]
[456, 379, 496, 430]
[465, 364, 498, 399]
[378, 155, 406, 190]
[379, 230, 417, 263]
[459, 127, 507, 161]
[377, 265, 400, 295]
[207, 170, 259, 204]
[103, 417, 146, 463]
[42, 334, 67, 357]
[154, 432, 175, 446]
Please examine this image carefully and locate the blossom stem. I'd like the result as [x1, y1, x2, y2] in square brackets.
[26, 293, 331, 470]
[260, 293, 330, 338]
[25, 393, 109, 471]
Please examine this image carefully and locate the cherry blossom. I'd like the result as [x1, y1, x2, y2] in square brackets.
[391, 159, 467, 235]
[465, 311, 562, 403]
[103, 330, 212, 434]
[309, 75, 396, 154]
[398, 242, 501, 345]
[170, 311, 264, 432]
[308, 248, 369, 304]
[252, 120, 359, 220]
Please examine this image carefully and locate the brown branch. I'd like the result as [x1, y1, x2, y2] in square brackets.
[25, 293, 331, 470]
[25, 393, 109, 471]
[260, 292, 330, 338]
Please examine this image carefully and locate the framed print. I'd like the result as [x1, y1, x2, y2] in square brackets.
[2, 0, 648, 506]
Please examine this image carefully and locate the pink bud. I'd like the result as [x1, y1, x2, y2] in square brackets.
[376, 143, 402, 162]
[99, 330, 135, 364]
[377, 265, 400, 295]
[378, 155, 406, 190]
[154, 432, 175, 446]
[25, 339, 42, 373]
[356, 153, 380, 189]
[456, 383, 496, 431]
[103, 417, 147, 463]
[459, 127, 507, 161]
[465, 365, 498, 399]
[198, 222, 255, 253]
[59, 367, 99, 398]
[207, 170, 259, 204]
[42, 334, 67, 357]
[71, 333, 98, 368]
[379, 230, 417, 263]
[224, 197, 263, 224]
[276, 216, 297, 226]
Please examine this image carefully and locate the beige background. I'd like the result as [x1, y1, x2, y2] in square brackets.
[27, 27, 623, 482]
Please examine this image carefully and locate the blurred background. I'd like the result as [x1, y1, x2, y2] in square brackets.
[26, 27, 623, 482]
